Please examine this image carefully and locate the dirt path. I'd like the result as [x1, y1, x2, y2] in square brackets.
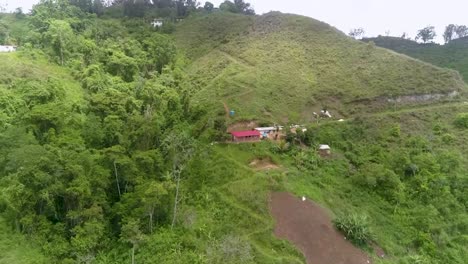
[223, 101, 230, 119]
[270, 192, 372, 264]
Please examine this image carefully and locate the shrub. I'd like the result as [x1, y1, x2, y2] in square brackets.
[454, 113, 468, 129]
[441, 133, 455, 144]
[333, 213, 373, 246]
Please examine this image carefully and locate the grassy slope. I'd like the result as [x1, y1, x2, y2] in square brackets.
[175, 12, 466, 122]
[0, 52, 84, 103]
[363, 36, 468, 83]
[199, 101, 468, 264]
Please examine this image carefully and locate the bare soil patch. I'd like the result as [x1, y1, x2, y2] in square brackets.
[249, 157, 279, 170]
[228, 121, 258, 132]
[270, 192, 373, 264]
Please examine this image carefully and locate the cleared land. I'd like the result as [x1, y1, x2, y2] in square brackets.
[270, 192, 373, 264]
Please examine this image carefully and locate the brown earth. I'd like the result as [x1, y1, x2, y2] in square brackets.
[270, 192, 373, 264]
[249, 157, 280, 170]
[227, 120, 258, 132]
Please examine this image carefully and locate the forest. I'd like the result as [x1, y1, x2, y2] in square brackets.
[0, 1, 467, 264]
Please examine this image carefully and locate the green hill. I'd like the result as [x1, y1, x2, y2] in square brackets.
[175, 12, 466, 122]
[363, 36, 468, 83]
[0, 3, 467, 264]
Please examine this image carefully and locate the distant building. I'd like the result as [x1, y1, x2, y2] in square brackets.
[255, 127, 276, 136]
[151, 19, 164, 28]
[318, 144, 331, 156]
[0, 45, 17, 52]
[231, 130, 261, 142]
[255, 126, 283, 138]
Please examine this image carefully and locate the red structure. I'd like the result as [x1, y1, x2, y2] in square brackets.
[231, 130, 261, 142]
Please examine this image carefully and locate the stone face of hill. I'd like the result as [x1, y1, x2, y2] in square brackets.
[175, 12, 466, 121]
[363, 36, 468, 83]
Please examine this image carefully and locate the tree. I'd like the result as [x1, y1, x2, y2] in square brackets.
[14, 8, 26, 19]
[220, 0, 254, 15]
[162, 130, 194, 228]
[454, 25, 468, 39]
[140, 181, 170, 234]
[443, 24, 456, 43]
[92, 0, 105, 15]
[219, 1, 237, 13]
[416, 26, 436, 43]
[69, 0, 93, 12]
[45, 20, 76, 65]
[348, 28, 365, 39]
[204, 1, 214, 12]
[121, 219, 145, 264]
[233, 0, 254, 15]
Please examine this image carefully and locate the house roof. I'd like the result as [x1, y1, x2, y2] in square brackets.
[231, 130, 261, 137]
[319, 144, 331, 150]
[255, 127, 276, 131]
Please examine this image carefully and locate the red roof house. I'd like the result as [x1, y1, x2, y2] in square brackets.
[231, 130, 261, 142]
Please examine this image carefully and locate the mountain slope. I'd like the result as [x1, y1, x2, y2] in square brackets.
[175, 12, 466, 122]
[362, 36, 468, 83]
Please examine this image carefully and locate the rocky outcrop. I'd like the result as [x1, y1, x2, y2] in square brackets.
[386, 91, 459, 103]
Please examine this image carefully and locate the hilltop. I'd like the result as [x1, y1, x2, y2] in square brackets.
[363, 36, 468, 83]
[175, 12, 466, 122]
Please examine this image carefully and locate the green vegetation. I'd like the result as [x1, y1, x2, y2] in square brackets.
[363, 36, 468, 82]
[176, 12, 466, 122]
[454, 113, 468, 128]
[0, 1, 467, 264]
[333, 213, 373, 246]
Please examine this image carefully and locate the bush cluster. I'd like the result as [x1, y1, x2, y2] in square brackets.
[333, 213, 373, 246]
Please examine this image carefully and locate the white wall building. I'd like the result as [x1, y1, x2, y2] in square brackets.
[0, 45, 17, 52]
[151, 19, 164, 28]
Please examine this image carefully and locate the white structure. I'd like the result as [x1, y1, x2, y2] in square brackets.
[0, 45, 17, 52]
[318, 144, 331, 156]
[151, 19, 164, 28]
[319, 144, 331, 150]
[320, 110, 332, 118]
[255, 127, 277, 133]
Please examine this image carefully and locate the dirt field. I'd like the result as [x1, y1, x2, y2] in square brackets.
[249, 157, 280, 170]
[270, 192, 373, 264]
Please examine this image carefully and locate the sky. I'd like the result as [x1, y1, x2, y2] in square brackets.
[2, 0, 467, 43]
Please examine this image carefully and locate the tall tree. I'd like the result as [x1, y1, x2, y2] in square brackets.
[233, 0, 254, 15]
[46, 20, 76, 65]
[162, 130, 194, 228]
[121, 219, 145, 264]
[416, 26, 436, 43]
[455, 25, 468, 39]
[204, 1, 214, 12]
[348, 28, 365, 39]
[443, 24, 456, 43]
[220, 0, 254, 15]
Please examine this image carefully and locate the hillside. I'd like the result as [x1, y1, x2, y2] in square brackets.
[363, 36, 468, 83]
[175, 12, 466, 122]
[0, 2, 468, 264]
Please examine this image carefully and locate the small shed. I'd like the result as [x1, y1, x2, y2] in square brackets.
[151, 19, 164, 28]
[0, 45, 17, 52]
[318, 144, 331, 156]
[231, 130, 261, 142]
